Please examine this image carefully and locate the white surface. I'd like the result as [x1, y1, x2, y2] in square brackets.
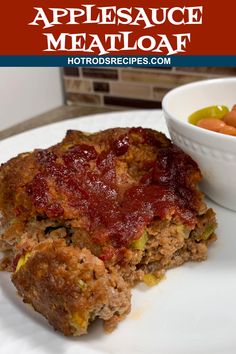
[162, 78, 236, 211]
[0, 110, 236, 354]
[0, 68, 63, 131]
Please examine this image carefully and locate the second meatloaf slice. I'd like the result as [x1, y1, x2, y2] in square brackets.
[12, 239, 131, 335]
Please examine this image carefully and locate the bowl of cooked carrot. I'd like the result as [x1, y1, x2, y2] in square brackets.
[162, 78, 236, 211]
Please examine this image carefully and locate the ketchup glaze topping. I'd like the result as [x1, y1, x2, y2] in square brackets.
[25, 128, 200, 251]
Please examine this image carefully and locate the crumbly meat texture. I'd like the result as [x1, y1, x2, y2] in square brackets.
[12, 239, 131, 335]
[0, 127, 217, 335]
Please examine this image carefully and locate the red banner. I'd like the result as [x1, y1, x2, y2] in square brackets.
[0, 0, 235, 55]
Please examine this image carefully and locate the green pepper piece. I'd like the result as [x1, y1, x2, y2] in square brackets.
[131, 231, 148, 250]
[188, 105, 229, 125]
[195, 224, 216, 241]
[201, 225, 216, 241]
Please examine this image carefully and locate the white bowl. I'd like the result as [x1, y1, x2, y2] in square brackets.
[162, 77, 236, 211]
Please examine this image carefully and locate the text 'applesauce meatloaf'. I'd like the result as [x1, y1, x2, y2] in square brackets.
[0, 127, 217, 335]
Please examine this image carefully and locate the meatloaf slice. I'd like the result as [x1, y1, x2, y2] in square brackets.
[0, 127, 217, 335]
[12, 239, 131, 335]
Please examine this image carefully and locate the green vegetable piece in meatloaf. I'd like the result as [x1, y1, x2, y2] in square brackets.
[201, 225, 216, 241]
[195, 224, 216, 241]
[131, 231, 148, 250]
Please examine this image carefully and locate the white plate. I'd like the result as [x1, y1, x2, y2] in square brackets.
[0, 110, 236, 354]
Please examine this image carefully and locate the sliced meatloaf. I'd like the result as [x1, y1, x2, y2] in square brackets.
[0, 127, 217, 335]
